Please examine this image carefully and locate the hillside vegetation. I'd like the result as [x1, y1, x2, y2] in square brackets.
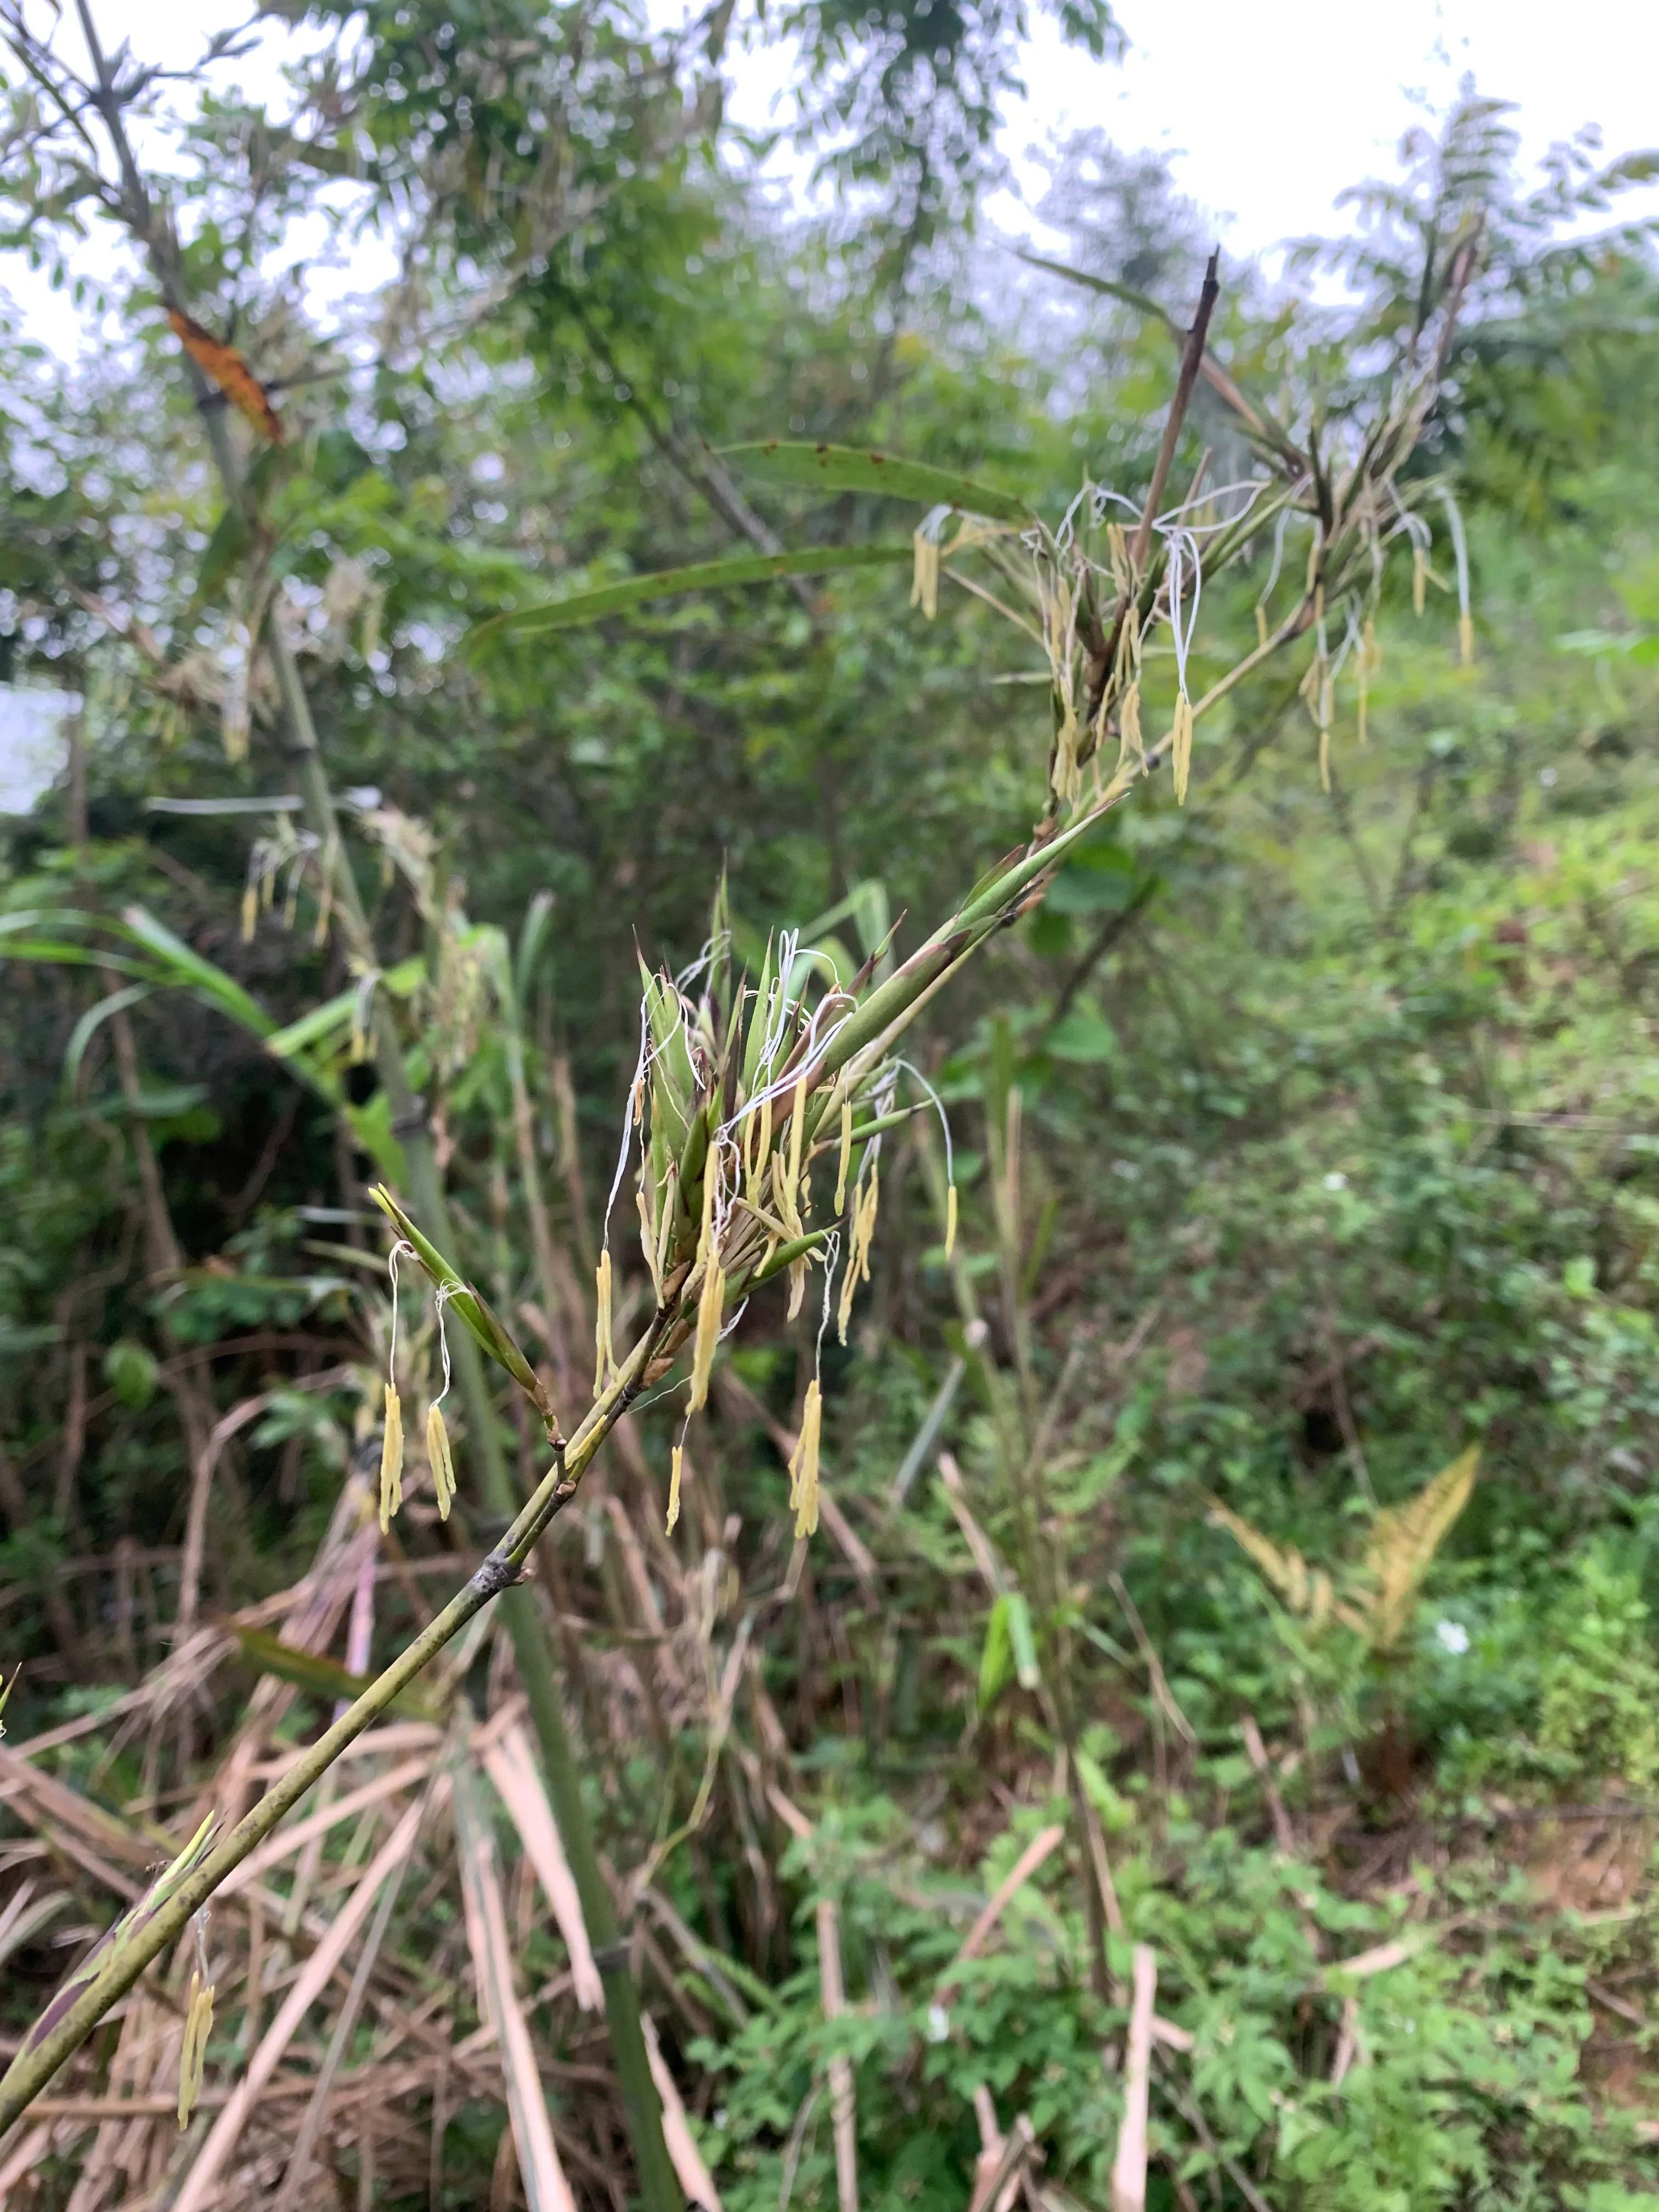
[3, 9, 1659, 2206]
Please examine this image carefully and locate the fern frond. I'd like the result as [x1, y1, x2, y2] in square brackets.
[1358, 1446, 1480, 1652]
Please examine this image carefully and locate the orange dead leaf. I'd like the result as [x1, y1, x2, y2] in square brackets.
[166, 309, 285, 444]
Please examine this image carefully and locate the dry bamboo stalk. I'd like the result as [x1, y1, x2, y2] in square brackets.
[936, 1826, 1065, 2007]
[642, 2015, 721, 2212]
[0, 2119, 61, 2198]
[1110, 1946, 1157, 2212]
[816, 1898, 859, 2212]
[479, 1722, 603, 2011]
[453, 1760, 578, 2212]
[969, 2086, 1005, 2212]
[221, 1756, 431, 1895]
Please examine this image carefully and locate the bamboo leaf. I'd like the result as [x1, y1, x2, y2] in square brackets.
[721, 441, 1033, 523]
[63, 984, 153, 1092]
[369, 1184, 548, 1412]
[1015, 249, 1301, 462]
[1014, 249, 1182, 334]
[229, 1627, 442, 1720]
[118, 906, 276, 1040]
[978, 1594, 1014, 1711]
[1006, 1590, 1041, 1691]
[15, 1815, 217, 2067]
[264, 956, 424, 1061]
[470, 544, 910, 646]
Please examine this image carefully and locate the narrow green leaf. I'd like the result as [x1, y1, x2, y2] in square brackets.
[265, 957, 424, 1060]
[978, 1594, 1014, 1712]
[1006, 1590, 1041, 1691]
[470, 544, 910, 647]
[369, 1186, 545, 1408]
[230, 1627, 440, 1719]
[64, 984, 153, 1093]
[1014, 249, 1181, 335]
[721, 442, 1032, 524]
[118, 907, 275, 1040]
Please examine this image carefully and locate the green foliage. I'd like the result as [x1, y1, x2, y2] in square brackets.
[5, 13, 1659, 2203]
[1538, 1554, 1659, 1795]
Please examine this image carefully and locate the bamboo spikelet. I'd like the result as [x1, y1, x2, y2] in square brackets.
[836, 1096, 853, 1214]
[945, 1181, 959, 1261]
[789, 1380, 822, 1538]
[836, 1234, 859, 1346]
[838, 1166, 879, 1344]
[177, 1968, 213, 2130]
[1256, 602, 1268, 649]
[690, 1257, 725, 1409]
[857, 1165, 879, 1279]
[786, 1074, 808, 1217]
[746, 1092, 772, 1201]
[1458, 612, 1475, 668]
[240, 883, 257, 944]
[690, 1144, 726, 1410]
[1413, 544, 1427, 617]
[378, 1381, 403, 1533]
[666, 1441, 684, 1534]
[1120, 678, 1143, 770]
[1318, 723, 1332, 795]
[911, 527, 940, 620]
[1172, 692, 1194, 806]
[593, 1250, 613, 1398]
[426, 1402, 455, 1521]
[1106, 520, 1130, 589]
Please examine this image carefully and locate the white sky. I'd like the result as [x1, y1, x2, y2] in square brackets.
[997, 0, 1659, 256]
[3, 0, 1656, 363]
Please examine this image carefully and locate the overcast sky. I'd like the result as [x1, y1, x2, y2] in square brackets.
[3, 0, 1656, 362]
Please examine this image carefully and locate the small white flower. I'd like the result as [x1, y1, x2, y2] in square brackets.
[927, 2005, 950, 2044]
[1538, 767, 1558, 789]
[1435, 1619, 1470, 1656]
[1323, 1171, 1348, 1192]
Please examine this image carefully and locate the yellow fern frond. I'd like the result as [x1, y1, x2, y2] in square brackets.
[1357, 1445, 1479, 1652]
[1207, 1498, 1309, 1611]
